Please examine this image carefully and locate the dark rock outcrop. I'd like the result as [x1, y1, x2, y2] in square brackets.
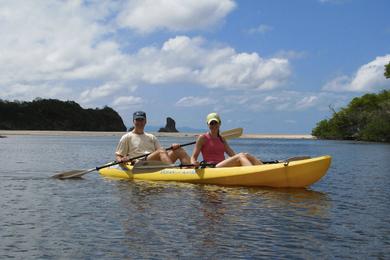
[158, 117, 179, 132]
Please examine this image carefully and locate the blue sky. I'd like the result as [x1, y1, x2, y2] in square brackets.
[0, 0, 389, 133]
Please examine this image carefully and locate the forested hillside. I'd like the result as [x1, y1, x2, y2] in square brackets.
[0, 98, 126, 131]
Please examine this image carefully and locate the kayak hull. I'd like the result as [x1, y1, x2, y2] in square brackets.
[99, 155, 331, 188]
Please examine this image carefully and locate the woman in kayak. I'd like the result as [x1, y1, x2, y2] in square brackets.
[191, 112, 262, 167]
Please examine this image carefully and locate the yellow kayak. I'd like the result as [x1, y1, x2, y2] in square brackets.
[99, 155, 331, 188]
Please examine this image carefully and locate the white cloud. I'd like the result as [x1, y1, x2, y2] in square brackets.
[112, 96, 144, 108]
[117, 0, 236, 33]
[0, 83, 72, 101]
[199, 51, 290, 90]
[0, 1, 130, 102]
[323, 55, 390, 92]
[80, 83, 122, 104]
[274, 50, 307, 60]
[0, 1, 119, 82]
[222, 91, 349, 112]
[285, 120, 297, 124]
[322, 75, 350, 92]
[246, 24, 273, 34]
[296, 96, 319, 109]
[277, 93, 317, 111]
[318, 0, 349, 4]
[128, 35, 291, 90]
[175, 96, 216, 107]
[173, 91, 352, 116]
[0, 1, 291, 107]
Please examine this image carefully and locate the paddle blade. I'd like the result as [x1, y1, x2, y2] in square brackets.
[52, 168, 94, 179]
[221, 128, 243, 140]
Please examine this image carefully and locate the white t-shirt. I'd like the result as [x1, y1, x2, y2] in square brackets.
[115, 132, 161, 158]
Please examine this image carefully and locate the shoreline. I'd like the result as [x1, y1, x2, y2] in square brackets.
[0, 130, 314, 139]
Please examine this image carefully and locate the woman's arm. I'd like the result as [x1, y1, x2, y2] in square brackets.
[223, 138, 236, 157]
[191, 135, 205, 166]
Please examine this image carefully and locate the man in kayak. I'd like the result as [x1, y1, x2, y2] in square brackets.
[191, 112, 262, 167]
[116, 111, 191, 165]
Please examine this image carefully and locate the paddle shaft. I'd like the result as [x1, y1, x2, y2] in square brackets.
[134, 163, 214, 169]
[104, 127, 243, 169]
[52, 142, 196, 179]
[262, 156, 311, 164]
[98, 141, 196, 170]
[66, 143, 194, 172]
[106, 156, 310, 173]
[132, 162, 216, 173]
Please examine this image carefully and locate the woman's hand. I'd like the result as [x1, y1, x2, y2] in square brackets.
[191, 160, 200, 167]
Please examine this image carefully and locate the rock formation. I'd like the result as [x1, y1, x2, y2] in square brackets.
[158, 117, 179, 132]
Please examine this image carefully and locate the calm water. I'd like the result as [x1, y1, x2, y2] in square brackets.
[1, 134, 389, 259]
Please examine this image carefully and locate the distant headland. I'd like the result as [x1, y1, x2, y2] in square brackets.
[0, 98, 126, 131]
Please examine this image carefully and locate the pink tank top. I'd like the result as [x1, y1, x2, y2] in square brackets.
[201, 133, 226, 164]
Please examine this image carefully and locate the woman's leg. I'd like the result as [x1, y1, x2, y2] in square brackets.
[246, 153, 263, 165]
[216, 153, 252, 167]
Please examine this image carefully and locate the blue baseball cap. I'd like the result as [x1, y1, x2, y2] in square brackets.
[133, 111, 146, 120]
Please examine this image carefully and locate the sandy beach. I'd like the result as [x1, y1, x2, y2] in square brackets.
[0, 130, 314, 139]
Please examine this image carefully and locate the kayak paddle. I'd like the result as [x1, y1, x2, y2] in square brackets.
[52, 127, 243, 179]
[132, 160, 215, 174]
[133, 156, 312, 173]
[263, 156, 311, 165]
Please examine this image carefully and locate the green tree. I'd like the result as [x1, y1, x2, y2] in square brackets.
[312, 90, 390, 142]
[385, 62, 390, 79]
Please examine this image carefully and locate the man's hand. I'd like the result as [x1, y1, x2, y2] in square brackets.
[117, 156, 129, 163]
[170, 143, 181, 150]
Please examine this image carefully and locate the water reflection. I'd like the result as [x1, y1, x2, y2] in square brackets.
[247, 187, 331, 217]
[105, 180, 333, 258]
[111, 180, 332, 222]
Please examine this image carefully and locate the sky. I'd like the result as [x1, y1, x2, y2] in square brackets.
[0, 0, 389, 133]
